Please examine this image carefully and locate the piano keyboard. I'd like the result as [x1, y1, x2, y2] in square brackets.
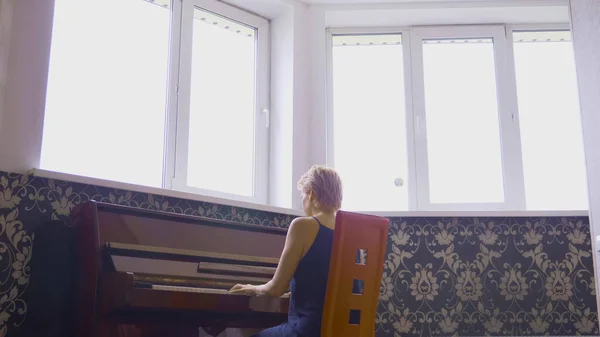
[152, 285, 237, 294]
[149, 284, 290, 298]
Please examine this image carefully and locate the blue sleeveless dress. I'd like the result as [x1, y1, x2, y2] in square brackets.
[252, 217, 333, 337]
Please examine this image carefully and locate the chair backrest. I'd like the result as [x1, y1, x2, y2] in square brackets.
[321, 211, 389, 337]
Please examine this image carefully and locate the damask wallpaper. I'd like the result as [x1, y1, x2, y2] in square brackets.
[380, 218, 598, 337]
[0, 170, 597, 337]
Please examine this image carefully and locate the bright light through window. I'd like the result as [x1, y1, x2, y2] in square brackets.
[422, 38, 505, 204]
[41, 0, 170, 188]
[332, 34, 410, 211]
[513, 31, 588, 210]
[186, 8, 257, 197]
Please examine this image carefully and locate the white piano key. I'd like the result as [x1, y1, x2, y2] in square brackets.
[150, 284, 290, 298]
[151, 285, 237, 294]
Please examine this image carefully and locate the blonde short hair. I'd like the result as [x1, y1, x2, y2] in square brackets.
[297, 165, 343, 211]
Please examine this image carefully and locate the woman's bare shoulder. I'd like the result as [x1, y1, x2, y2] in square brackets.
[288, 217, 320, 236]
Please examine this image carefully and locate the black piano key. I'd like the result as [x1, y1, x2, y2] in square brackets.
[134, 282, 153, 289]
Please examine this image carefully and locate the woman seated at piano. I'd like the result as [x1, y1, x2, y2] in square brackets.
[229, 165, 343, 337]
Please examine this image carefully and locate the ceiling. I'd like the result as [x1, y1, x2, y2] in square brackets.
[297, 0, 559, 5]
[299, 0, 475, 4]
[224, 0, 568, 21]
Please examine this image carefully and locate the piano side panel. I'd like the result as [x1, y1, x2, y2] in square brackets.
[71, 202, 103, 337]
[97, 211, 286, 259]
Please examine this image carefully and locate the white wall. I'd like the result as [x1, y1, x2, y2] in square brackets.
[308, 7, 328, 167]
[324, 2, 569, 27]
[0, 0, 54, 173]
[290, 4, 312, 209]
[269, 7, 295, 208]
[0, 0, 15, 136]
[569, 0, 600, 317]
[264, 0, 318, 210]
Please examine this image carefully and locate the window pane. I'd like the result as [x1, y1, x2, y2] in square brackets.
[422, 38, 504, 204]
[513, 31, 588, 210]
[186, 8, 256, 197]
[41, 0, 170, 187]
[332, 34, 409, 211]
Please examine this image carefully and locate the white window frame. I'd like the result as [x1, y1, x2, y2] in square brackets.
[169, 0, 270, 204]
[505, 22, 579, 210]
[410, 25, 526, 211]
[326, 27, 419, 211]
[326, 24, 579, 212]
[163, 0, 184, 190]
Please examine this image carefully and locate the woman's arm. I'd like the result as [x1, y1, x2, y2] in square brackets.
[229, 217, 312, 297]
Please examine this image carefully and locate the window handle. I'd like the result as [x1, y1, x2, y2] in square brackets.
[263, 109, 270, 128]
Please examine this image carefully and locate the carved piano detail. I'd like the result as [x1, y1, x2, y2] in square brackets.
[71, 201, 289, 337]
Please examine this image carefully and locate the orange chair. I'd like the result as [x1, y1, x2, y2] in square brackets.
[321, 211, 389, 337]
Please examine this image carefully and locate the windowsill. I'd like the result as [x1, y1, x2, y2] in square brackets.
[31, 169, 305, 217]
[362, 209, 589, 218]
[30, 169, 589, 219]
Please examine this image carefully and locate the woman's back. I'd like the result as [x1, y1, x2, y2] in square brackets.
[287, 217, 334, 337]
[236, 165, 343, 337]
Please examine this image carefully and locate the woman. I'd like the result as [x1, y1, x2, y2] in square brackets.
[229, 165, 343, 337]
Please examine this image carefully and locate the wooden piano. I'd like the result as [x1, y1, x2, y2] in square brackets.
[72, 201, 289, 337]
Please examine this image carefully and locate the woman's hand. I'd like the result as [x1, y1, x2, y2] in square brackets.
[229, 284, 258, 296]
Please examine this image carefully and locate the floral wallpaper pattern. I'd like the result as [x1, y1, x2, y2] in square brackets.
[378, 218, 598, 337]
[0, 170, 597, 337]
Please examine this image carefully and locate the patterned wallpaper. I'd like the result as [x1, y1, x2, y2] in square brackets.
[0, 170, 597, 337]
[380, 218, 597, 337]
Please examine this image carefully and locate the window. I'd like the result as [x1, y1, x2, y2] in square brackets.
[41, 0, 171, 188]
[420, 36, 504, 205]
[328, 26, 587, 211]
[41, 0, 269, 203]
[410, 26, 523, 211]
[172, 0, 269, 202]
[330, 34, 412, 212]
[512, 30, 588, 210]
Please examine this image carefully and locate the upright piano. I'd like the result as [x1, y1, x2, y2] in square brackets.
[71, 201, 289, 337]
